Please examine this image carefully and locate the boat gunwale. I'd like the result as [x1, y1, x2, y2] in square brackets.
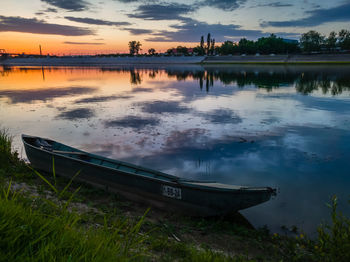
[22, 134, 274, 194]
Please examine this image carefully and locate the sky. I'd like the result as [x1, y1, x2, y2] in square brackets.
[1, 0, 350, 54]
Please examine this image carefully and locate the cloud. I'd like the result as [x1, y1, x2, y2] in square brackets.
[254, 2, 293, 8]
[56, 108, 95, 120]
[200, 0, 246, 11]
[46, 7, 58, 12]
[115, 0, 140, 2]
[104, 116, 160, 129]
[63, 41, 105, 45]
[0, 16, 94, 36]
[138, 100, 190, 114]
[65, 16, 131, 26]
[0, 86, 97, 104]
[262, 2, 350, 27]
[122, 28, 153, 35]
[145, 18, 266, 42]
[41, 0, 89, 12]
[128, 3, 193, 20]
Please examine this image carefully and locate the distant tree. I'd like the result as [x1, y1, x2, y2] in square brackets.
[193, 46, 205, 55]
[300, 31, 325, 52]
[326, 31, 337, 50]
[148, 48, 156, 55]
[207, 33, 211, 55]
[238, 38, 256, 54]
[325, 31, 337, 51]
[338, 29, 350, 50]
[255, 34, 299, 54]
[176, 46, 188, 55]
[166, 48, 173, 55]
[128, 41, 142, 55]
[210, 38, 215, 55]
[200, 35, 205, 54]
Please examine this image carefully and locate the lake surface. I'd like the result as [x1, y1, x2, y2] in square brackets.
[1, 64, 350, 235]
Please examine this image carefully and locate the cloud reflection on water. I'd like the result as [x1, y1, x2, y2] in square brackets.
[104, 115, 160, 129]
[0, 86, 97, 104]
[56, 108, 95, 120]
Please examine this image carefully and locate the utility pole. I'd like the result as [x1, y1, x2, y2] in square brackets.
[39, 45, 42, 56]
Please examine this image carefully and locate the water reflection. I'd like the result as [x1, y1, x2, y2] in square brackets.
[56, 108, 95, 120]
[0, 86, 97, 104]
[1, 65, 350, 236]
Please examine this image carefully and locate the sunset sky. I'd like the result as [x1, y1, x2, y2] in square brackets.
[1, 0, 350, 55]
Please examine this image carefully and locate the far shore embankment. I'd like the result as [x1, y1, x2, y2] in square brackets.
[1, 54, 350, 66]
[203, 53, 350, 64]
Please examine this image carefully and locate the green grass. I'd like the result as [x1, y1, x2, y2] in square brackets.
[0, 128, 13, 168]
[0, 182, 149, 262]
[314, 196, 350, 262]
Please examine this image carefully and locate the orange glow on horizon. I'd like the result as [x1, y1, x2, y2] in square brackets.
[0, 32, 200, 55]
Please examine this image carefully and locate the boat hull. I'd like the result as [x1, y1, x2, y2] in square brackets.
[23, 135, 275, 216]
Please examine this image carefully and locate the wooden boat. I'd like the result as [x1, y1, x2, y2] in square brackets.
[22, 134, 276, 216]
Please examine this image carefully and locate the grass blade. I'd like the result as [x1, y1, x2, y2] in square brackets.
[29, 166, 58, 194]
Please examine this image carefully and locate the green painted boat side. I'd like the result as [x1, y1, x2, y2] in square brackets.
[22, 134, 276, 216]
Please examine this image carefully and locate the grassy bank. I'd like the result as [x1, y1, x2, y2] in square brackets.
[1, 130, 349, 261]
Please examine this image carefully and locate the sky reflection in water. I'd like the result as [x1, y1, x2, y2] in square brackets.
[1, 65, 350, 235]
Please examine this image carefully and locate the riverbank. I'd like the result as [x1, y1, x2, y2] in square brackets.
[203, 54, 350, 64]
[1, 130, 349, 261]
[1, 54, 350, 66]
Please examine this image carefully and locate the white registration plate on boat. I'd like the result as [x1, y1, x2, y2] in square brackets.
[162, 185, 182, 199]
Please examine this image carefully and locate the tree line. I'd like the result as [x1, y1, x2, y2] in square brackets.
[300, 30, 350, 52]
[128, 29, 350, 56]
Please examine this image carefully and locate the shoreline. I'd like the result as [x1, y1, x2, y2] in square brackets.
[1, 54, 350, 66]
[1, 129, 349, 261]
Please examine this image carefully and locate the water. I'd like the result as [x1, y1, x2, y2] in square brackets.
[1, 64, 350, 236]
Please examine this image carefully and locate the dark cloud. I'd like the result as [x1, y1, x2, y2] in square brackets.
[115, 0, 139, 2]
[254, 2, 293, 8]
[75, 95, 132, 103]
[122, 28, 153, 35]
[65, 16, 131, 26]
[145, 17, 300, 42]
[41, 0, 89, 12]
[104, 116, 160, 129]
[138, 100, 190, 114]
[45, 7, 58, 12]
[262, 2, 350, 27]
[0, 16, 94, 36]
[202, 109, 242, 124]
[63, 41, 105, 45]
[0, 86, 97, 104]
[56, 108, 95, 120]
[128, 3, 193, 20]
[200, 0, 246, 11]
[35, 7, 58, 16]
[146, 18, 266, 42]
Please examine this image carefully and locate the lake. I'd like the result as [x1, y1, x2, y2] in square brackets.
[1, 64, 350, 236]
